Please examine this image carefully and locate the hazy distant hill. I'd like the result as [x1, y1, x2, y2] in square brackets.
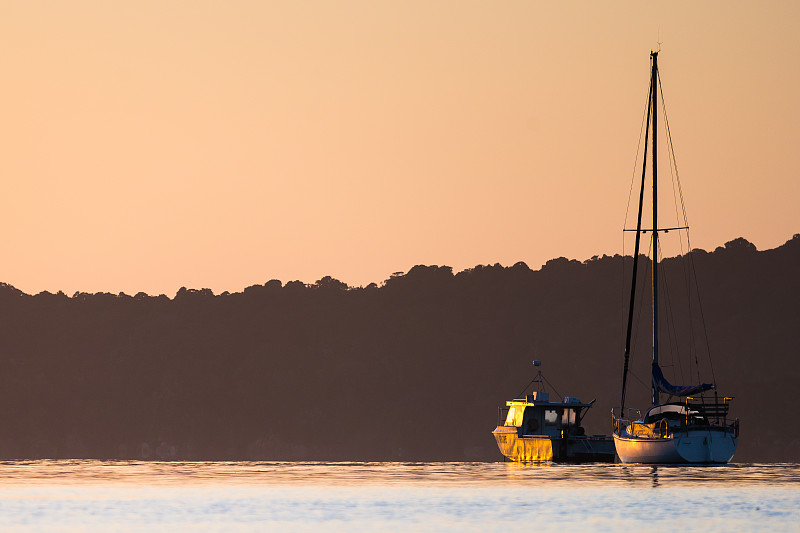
[0, 235, 796, 462]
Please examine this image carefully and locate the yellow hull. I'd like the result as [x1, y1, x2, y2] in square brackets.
[492, 426, 553, 461]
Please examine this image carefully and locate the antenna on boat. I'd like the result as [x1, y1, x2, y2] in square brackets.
[532, 360, 544, 393]
[516, 360, 562, 400]
[516, 360, 545, 398]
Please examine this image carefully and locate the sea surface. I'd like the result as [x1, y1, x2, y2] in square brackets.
[0, 461, 797, 532]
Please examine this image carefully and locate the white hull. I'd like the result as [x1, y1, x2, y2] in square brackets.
[614, 428, 736, 464]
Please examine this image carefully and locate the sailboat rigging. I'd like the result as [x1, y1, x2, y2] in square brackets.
[611, 51, 738, 464]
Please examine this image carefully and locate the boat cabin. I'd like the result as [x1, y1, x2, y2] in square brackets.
[502, 392, 592, 438]
[642, 400, 732, 429]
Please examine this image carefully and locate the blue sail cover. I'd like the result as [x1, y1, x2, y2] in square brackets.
[652, 363, 714, 397]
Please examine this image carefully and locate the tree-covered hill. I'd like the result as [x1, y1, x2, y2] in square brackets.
[0, 235, 796, 462]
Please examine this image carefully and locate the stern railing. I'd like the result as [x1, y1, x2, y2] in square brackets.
[611, 407, 641, 434]
[497, 406, 510, 426]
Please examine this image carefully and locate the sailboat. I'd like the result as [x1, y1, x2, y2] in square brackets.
[611, 51, 739, 464]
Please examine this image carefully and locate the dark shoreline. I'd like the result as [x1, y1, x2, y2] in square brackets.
[0, 235, 796, 463]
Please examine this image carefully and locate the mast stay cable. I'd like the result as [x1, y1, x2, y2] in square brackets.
[658, 69, 718, 390]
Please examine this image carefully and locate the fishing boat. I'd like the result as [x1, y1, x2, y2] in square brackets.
[493, 361, 616, 462]
[611, 51, 739, 464]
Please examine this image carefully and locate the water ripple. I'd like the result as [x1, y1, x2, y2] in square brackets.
[0, 461, 796, 532]
[0, 460, 797, 488]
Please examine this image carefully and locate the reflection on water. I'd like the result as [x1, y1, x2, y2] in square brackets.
[0, 460, 798, 487]
[0, 461, 797, 532]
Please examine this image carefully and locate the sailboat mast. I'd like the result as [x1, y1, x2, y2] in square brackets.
[651, 51, 660, 407]
[620, 82, 652, 413]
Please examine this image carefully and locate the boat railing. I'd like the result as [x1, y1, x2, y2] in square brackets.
[686, 397, 734, 425]
[684, 397, 738, 434]
[611, 407, 641, 422]
[610, 407, 641, 433]
[497, 406, 510, 426]
[657, 418, 670, 438]
[686, 415, 739, 435]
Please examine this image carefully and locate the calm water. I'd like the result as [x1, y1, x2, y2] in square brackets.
[0, 461, 797, 532]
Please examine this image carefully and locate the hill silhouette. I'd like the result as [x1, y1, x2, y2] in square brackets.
[0, 235, 796, 462]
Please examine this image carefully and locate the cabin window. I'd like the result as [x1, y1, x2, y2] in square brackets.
[561, 408, 576, 427]
[505, 407, 525, 427]
[544, 409, 558, 426]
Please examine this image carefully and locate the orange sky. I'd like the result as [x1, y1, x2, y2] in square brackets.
[1, 1, 798, 296]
